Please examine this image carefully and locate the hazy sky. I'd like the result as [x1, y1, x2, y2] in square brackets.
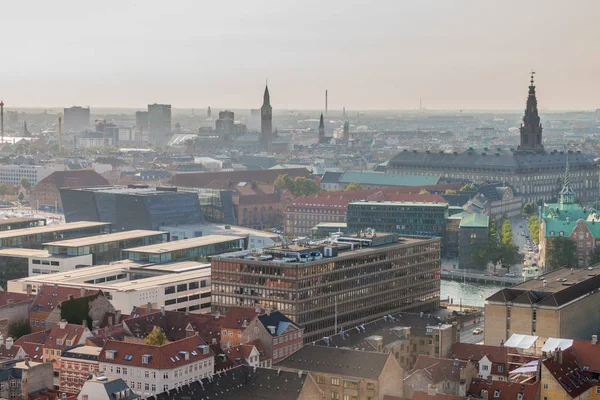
[2, 0, 599, 110]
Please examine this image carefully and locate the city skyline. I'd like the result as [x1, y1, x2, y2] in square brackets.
[1, 1, 599, 110]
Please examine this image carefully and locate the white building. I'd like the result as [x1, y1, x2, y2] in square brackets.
[98, 335, 213, 398]
[0, 165, 55, 185]
[159, 223, 281, 250]
[8, 260, 212, 314]
[0, 248, 92, 276]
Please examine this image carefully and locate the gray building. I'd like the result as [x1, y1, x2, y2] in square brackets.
[63, 106, 90, 132]
[457, 213, 489, 269]
[147, 104, 172, 144]
[387, 77, 599, 205]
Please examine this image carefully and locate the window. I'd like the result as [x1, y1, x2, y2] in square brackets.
[331, 377, 340, 386]
[317, 375, 325, 384]
[163, 372, 169, 379]
[189, 281, 199, 290]
[331, 392, 340, 400]
[367, 382, 375, 390]
[343, 380, 359, 390]
[498, 364, 504, 372]
[164, 286, 175, 295]
[482, 365, 489, 371]
[177, 283, 187, 292]
[596, 387, 600, 395]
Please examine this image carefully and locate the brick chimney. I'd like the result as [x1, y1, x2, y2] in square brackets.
[5, 337, 13, 350]
[59, 319, 67, 329]
[481, 389, 489, 400]
[592, 335, 598, 345]
[427, 384, 438, 396]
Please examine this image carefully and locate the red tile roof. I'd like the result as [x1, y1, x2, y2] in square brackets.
[99, 335, 212, 369]
[35, 170, 110, 189]
[0, 291, 33, 306]
[220, 307, 261, 330]
[411, 392, 468, 400]
[0, 343, 24, 360]
[248, 338, 271, 363]
[449, 343, 509, 376]
[542, 348, 592, 398]
[411, 355, 468, 383]
[210, 343, 235, 372]
[571, 339, 600, 372]
[45, 322, 90, 351]
[469, 379, 540, 400]
[30, 285, 98, 315]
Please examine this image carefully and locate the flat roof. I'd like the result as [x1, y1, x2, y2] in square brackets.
[44, 230, 165, 247]
[0, 248, 82, 259]
[162, 223, 281, 240]
[512, 267, 597, 293]
[10, 261, 148, 285]
[0, 217, 45, 226]
[132, 261, 211, 273]
[0, 221, 110, 240]
[314, 222, 347, 228]
[106, 268, 211, 291]
[348, 200, 448, 207]
[63, 346, 102, 356]
[123, 234, 244, 254]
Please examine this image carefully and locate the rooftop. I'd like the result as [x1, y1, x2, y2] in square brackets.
[348, 200, 449, 207]
[0, 221, 110, 240]
[0, 217, 45, 226]
[339, 170, 440, 186]
[459, 213, 490, 228]
[44, 229, 165, 247]
[123, 234, 244, 254]
[63, 185, 191, 196]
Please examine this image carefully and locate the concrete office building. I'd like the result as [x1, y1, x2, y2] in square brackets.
[0, 217, 45, 231]
[0, 221, 110, 249]
[60, 185, 205, 231]
[147, 103, 172, 145]
[159, 223, 281, 249]
[0, 247, 92, 283]
[0, 165, 55, 186]
[44, 230, 168, 264]
[9, 260, 213, 314]
[63, 106, 90, 132]
[484, 267, 600, 346]
[211, 233, 441, 342]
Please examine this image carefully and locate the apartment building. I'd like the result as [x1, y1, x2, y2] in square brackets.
[403, 355, 475, 399]
[59, 345, 101, 394]
[0, 165, 55, 186]
[98, 335, 214, 398]
[219, 307, 261, 349]
[449, 343, 510, 381]
[212, 233, 441, 342]
[43, 320, 93, 364]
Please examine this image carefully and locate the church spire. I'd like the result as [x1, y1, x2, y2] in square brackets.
[559, 154, 576, 205]
[319, 113, 324, 129]
[518, 71, 544, 153]
[262, 83, 271, 108]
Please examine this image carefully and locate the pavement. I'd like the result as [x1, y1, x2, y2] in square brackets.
[459, 317, 485, 344]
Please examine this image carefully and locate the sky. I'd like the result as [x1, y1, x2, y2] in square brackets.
[1, 0, 599, 110]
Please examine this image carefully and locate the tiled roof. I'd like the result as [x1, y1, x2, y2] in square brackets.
[469, 378, 540, 399]
[30, 285, 98, 315]
[412, 355, 468, 383]
[542, 347, 592, 398]
[0, 343, 23, 360]
[169, 168, 310, 187]
[449, 343, 508, 376]
[35, 169, 110, 189]
[411, 392, 469, 400]
[257, 311, 302, 337]
[99, 335, 212, 369]
[149, 365, 307, 400]
[0, 291, 33, 306]
[221, 307, 261, 330]
[571, 339, 600, 372]
[45, 323, 90, 351]
[275, 344, 390, 380]
[210, 343, 235, 372]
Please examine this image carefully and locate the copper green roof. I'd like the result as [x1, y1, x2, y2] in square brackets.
[541, 202, 600, 238]
[459, 214, 489, 228]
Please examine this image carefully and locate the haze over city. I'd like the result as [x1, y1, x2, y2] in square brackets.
[2, 0, 599, 110]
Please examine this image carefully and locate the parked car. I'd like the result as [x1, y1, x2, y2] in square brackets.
[505, 273, 516, 277]
[473, 328, 484, 335]
[492, 272, 501, 277]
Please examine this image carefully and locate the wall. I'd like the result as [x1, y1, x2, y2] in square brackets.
[484, 304, 507, 346]
[559, 290, 600, 341]
[540, 363, 572, 400]
[21, 362, 54, 397]
[535, 308, 560, 340]
[0, 301, 32, 337]
[29, 254, 93, 275]
[378, 356, 404, 398]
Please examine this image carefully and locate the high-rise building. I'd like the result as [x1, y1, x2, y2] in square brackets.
[147, 103, 172, 145]
[260, 85, 272, 152]
[63, 106, 90, 132]
[135, 111, 149, 141]
[215, 110, 235, 140]
[343, 120, 349, 141]
[211, 233, 441, 342]
[318, 113, 326, 144]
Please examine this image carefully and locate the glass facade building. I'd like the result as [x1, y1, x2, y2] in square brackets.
[211, 234, 441, 342]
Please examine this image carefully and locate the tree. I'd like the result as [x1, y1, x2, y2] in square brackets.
[444, 189, 457, 195]
[460, 184, 477, 192]
[527, 215, 540, 245]
[500, 219, 513, 246]
[18, 192, 24, 202]
[419, 189, 430, 195]
[344, 182, 364, 191]
[144, 326, 168, 346]
[274, 174, 294, 190]
[546, 237, 578, 270]
[522, 202, 537, 216]
[0, 183, 10, 196]
[8, 319, 31, 340]
[590, 247, 600, 266]
[19, 176, 31, 191]
[275, 174, 319, 197]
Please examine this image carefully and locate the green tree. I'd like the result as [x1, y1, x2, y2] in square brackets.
[144, 326, 168, 346]
[274, 174, 294, 190]
[18, 192, 24, 201]
[522, 202, 536, 216]
[8, 319, 31, 340]
[344, 182, 364, 191]
[590, 247, 600, 266]
[19, 176, 31, 191]
[460, 184, 477, 192]
[500, 219, 513, 246]
[292, 177, 320, 197]
[444, 189, 457, 195]
[527, 215, 540, 245]
[546, 237, 578, 270]
[419, 189, 430, 195]
[0, 183, 10, 196]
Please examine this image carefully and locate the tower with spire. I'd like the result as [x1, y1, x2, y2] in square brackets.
[318, 113, 326, 144]
[260, 83, 273, 152]
[518, 71, 544, 153]
[559, 155, 576, 205]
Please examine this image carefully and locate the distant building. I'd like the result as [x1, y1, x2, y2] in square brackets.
[457, 214, 489, 269]
[212, 233, 440, 342]
[60, 185, 205, 231]
[318, 113, 327, 144]
[260, 85, 273, 152]
[0, 358, 54, 400]
[31, 169, 110, 211]
[215, 110, 235, 140]
[463, 183, 523, 220]
[147, 103, 172, 145]
[0, 165, 55, 186]
[64, 106, 90, 132]
[403, 355, 474, 398]
[135, 110, 149, 140]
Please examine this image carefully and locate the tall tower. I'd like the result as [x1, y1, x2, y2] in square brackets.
[559, 155, 576, 205]
[318, 113, 326, 144]
[0, 100, 4, 144]
[261, 84, 273, 152]
[343, 121, 350, 142]
[519, 71, 544, 153]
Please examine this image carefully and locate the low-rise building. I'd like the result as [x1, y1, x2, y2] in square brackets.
[77, 376, 139, 400]
[403, 355, 475, 399]
[0, 336, 26, 361]
[0, 164, 55, 186]
[59, 345, 102, 394]
[448, 343, 509, 381]
[276, 344, 404, 400]
[457, 214, 490, 269]
[31, 169, 110, 210]
[0, 291, 33, 337]
[98, 335, 214, 398]
[219, 307, 261, 349]
[28, 286, 98, 332]
[541, 347, 593, 400]
[0, 358, 54, 400]
[43, 320, 93, 364]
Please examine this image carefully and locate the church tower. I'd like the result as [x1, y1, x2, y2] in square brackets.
[261, 84, 272, 152]
[519, 71, 544, 153]
[559, 155, 576, 205]
[318, 113, 326, 144]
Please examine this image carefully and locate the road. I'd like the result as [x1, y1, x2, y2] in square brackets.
[459, 317, 485, 344]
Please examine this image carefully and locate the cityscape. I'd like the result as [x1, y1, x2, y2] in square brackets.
[1, 2, 600, 400]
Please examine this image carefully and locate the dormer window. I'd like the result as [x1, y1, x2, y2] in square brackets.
[56, 339, 63, 346]
[142, 354, 151, 364]
[66, 340, 72, 346]
[105, 350, 117, 360]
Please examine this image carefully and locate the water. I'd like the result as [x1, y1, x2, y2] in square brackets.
[441, 280, 507, 308]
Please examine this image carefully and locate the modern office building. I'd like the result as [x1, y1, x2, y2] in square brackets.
[211, 233, 441, 342]
[484, 267, 600, 346]
[0, 165, 55, 186]
[0, 221, 111, 249]
[9, 260, 213, 314]
[387, 76, 599, 204]
[60, 185, 205, 231]
[147, 103, 172, 144]
[122, 234, 245, 264]
[159, 223, 280, 249]
[44, 230, 168, 264]
[0, 217, 45, 231]
[63, 106, 90, 132]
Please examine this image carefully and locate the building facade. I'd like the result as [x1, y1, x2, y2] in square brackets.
[59, 345, 101, 394]
[148, 103, 172, 145]
[31, 170, 110, 210]
[0, 165, 55, 186]
[64, 106, 90, 132]
[212, 233, 441, 342]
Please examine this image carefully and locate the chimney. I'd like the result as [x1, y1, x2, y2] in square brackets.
[557, 349, 563, 364]
[59, 319, 67, 329]
[160, 305, 165, 316]
[115, 310, 121, 323]
[0, 335, 4, 346]
[185, 309, 190, 316]
[459, 366, 466, 383]
[26, 284, 32, 296]
[82, 319, 88, 329]
[5, 337, 13, 350]
[481, 389, 489, 400]
[428, 384, 438, 396]
[80, 287, 86, 298]
[593, 335, 598, 345]
[215, 311, 220, 320]
[107, 315, 113, 326]
[146, 302, 152, 312]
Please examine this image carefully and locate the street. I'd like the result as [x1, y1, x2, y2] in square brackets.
[459, 317, 485, 344]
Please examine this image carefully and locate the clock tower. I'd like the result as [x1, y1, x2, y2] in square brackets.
[261, 84, 272, 152]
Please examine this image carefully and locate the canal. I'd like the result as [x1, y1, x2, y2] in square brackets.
[441, 280, 506, 308]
